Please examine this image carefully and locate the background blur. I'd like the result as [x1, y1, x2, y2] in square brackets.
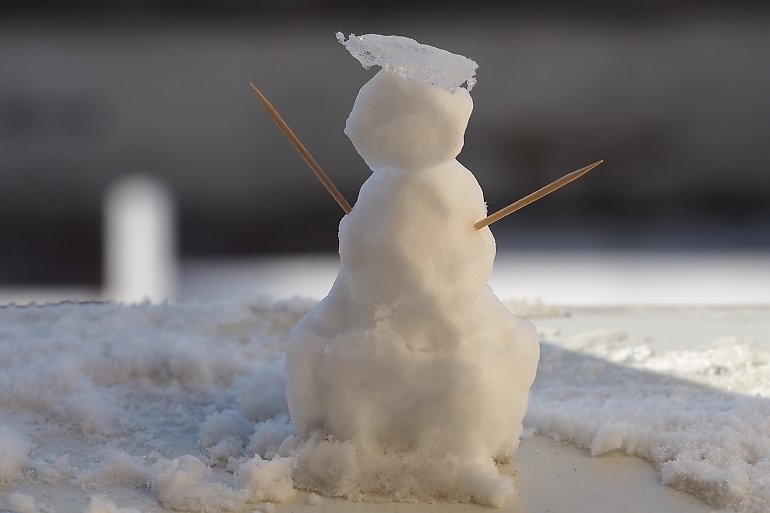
[1, 1, 769, 305]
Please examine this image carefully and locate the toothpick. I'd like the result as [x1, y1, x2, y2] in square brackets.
[475, 160, 604, 230]
[250, 83, 352, 214]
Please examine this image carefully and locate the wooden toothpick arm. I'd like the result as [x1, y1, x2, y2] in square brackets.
[250, 83, 352, 214]
[475, 160, 604, 229]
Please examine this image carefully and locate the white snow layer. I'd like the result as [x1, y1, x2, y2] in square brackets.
[0, 301, 769, 512]
[337, 33, 478, 92]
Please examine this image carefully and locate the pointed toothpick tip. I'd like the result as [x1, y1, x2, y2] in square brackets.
[475, 159, 604, 230]
[249, 82, 262, 97]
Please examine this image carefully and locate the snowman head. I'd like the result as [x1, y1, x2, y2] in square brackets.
[338, 33, 477, 172]
[345, 70, 473, 171]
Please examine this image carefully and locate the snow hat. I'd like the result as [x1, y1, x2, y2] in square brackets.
[336, 33, 478, 93]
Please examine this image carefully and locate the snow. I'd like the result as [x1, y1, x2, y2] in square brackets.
[0, 301, 768, 512]
[282, 49, 539, 506]
[83, 496, 142, 513]
[73, 451, 148, 490]
[344, 70, 473, 171]
[0, 426, 31, 484]
[152, 455, 242, 512]
[527, 317, 770, 512]
[7, 493, 42, 513]
[235, 456, 295, 503]
[337, 33, 477, 92]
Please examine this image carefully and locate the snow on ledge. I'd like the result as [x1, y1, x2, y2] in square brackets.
[0, 300, 768, 511]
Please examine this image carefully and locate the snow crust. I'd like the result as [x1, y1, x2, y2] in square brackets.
[0, 301, 769, 512]
[337, 33, 478, 93]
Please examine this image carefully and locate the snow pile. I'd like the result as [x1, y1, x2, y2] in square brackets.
[284, 42, 539, 506]
[0, 299, 312, 513]
[527, 327, 770, 513]
[337, 33, 477, 92]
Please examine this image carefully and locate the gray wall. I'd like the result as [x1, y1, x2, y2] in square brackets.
[1, 10, 769, 284]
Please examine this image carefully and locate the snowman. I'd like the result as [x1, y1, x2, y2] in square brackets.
[282, 34, 540, 504]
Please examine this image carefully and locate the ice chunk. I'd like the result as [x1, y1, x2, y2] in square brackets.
[337, 32, 478, 92]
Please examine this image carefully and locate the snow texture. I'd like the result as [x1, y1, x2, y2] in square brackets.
[0, 426, 31, 484]
[84, 496, 143, 513]
[337, 33, 478, 93]
[528, 326, 770, 513]
[344, 70, 474, 171]
[7, 493, 45, 513]
[0, 301, 769, 512]
[283, 52, 539, 506]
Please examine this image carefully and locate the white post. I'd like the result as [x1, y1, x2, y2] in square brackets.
[104, 176, 177, 303]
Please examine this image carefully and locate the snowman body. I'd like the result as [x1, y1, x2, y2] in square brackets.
[285, 69, 540, 467]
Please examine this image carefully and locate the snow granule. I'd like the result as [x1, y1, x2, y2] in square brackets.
[74, 451, 149, 490]
[7, 493, 41, 513]
[199, 410, 253, 450]
[246, 417, 293, 460]
[152, 455, 243, 513]
[83, 495, 143, 513]
[235, 455, 295, 503]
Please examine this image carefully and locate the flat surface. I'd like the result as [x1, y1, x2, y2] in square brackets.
[6, 436, 710, 513]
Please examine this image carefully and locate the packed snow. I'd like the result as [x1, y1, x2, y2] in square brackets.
[281, 35, 539, 506]
[0, 301, 768, 513]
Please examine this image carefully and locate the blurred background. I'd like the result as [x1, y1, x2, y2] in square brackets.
[1, 1, 769, 305]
